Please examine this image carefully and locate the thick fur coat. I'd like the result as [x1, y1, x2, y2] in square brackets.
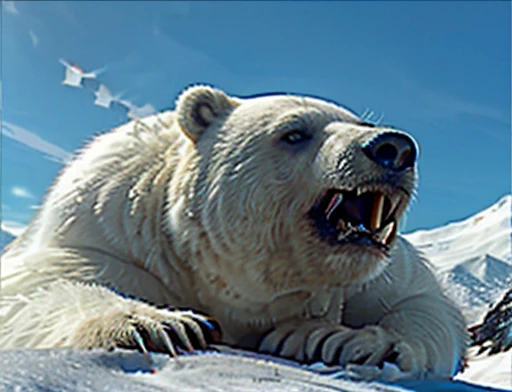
[0, 86, 467, 379]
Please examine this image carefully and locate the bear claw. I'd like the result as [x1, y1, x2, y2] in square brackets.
[115, 310, 222, 357]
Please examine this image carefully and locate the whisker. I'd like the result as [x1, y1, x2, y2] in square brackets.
[375, 112, 385, 125]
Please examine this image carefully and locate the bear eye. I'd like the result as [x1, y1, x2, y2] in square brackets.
[280, 130, 312, 145]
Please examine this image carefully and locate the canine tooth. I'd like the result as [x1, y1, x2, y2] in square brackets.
[378, 220, 393, 241]
[383, 195, 400, 222]
[383, 221, 397, 245]
[390, 195, 401, 214]
[325, 193, 343, 221]
[370, 193, 385, 231]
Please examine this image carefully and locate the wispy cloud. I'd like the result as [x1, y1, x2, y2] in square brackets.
[3, 1, 19, 15]
[1, 221, 27, 237]
[11, 186, 34, 199]
[385, 65, 510, 125]
[28, 30, 39, 48]
[2, 121, 73, 164]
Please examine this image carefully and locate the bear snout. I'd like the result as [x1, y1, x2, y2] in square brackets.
[362, 132, 419, 172]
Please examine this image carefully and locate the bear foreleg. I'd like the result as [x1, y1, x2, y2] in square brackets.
[0, 280, 219, 354]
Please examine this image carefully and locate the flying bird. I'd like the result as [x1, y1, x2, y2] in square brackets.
[117, 99, 156, 120]
[94, 84, 115, 108]
[59, 59, 107, 88]
[59, 58, 154, 120]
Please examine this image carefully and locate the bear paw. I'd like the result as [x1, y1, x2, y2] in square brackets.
[260, 322, 427, 377]
[76, 306, 221, 356]
[119, 310, 221, 356]
[320, 326, 423, 372]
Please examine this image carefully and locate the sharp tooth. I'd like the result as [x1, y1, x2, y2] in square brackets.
[325, 193, 344, 221]
[378, 220, 394, 242]
[370, 193, 385, 231]
[389, 196, 401, 219]
[383, 220, 397, 245]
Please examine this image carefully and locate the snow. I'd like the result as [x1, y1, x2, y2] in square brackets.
[0, 348, 507, 392]
[404, 195, 511, 273]
[404, 195, 511, 326]
[0, 195, 510, 390]
[457, 348, 511, 390]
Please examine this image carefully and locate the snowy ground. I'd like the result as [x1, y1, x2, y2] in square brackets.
[0, 347, 509, 392]
[0, 195, 511, 391]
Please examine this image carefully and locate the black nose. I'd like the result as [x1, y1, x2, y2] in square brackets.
[362, 132, 418, 171]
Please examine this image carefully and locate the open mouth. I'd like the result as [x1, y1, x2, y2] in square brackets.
[310, 186, 406, 252]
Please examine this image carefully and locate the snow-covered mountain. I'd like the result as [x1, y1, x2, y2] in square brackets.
[405, 194, 510, 267]
[404, 194, 512, 325]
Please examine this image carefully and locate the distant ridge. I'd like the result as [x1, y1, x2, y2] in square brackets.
[405, 194, 512, 324]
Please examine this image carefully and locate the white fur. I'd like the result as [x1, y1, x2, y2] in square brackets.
[0, 86, 467, 380]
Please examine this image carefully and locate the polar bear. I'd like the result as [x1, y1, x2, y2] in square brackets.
[0, 85, 467, 379]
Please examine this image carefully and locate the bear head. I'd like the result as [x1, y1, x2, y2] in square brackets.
[168, 85, 418, 299]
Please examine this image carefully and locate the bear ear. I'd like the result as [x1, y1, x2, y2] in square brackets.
[175, 85, 239, 142]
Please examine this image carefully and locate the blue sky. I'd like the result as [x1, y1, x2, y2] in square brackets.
[2, 1, 510, 236]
